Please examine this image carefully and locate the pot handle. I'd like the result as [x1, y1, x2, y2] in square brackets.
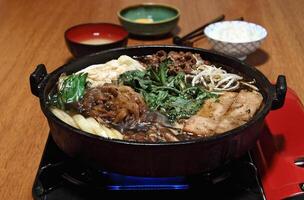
[271, 75, 287, 110]
[30, 64, 48, 97]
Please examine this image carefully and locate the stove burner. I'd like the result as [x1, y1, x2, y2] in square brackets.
[32, 135, 265, 199]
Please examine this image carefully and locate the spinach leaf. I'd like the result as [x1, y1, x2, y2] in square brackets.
[118, 70, 153, 90]
[118, 60, 217, 122]
[158, 61, 169, 85]
[161, 96, 201, 121]
[141, 90, 168, 110]
[48, 73, 88, 109]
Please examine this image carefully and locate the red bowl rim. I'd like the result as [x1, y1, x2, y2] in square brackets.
[64, 23, 129, 46]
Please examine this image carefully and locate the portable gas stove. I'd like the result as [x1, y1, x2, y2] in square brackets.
[32, 89, 304, 199]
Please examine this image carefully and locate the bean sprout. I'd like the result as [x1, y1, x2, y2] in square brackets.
[240, 81, 259, 91]
[190, 62, 258, 93]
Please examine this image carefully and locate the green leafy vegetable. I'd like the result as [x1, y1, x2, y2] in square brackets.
[48, 73, 88, 109]
[118, 70, 151, 90]
[158, 61, 168, 85]
[119, 60, 216, 122]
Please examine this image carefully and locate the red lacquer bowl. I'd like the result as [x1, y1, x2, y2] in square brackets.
[65, 23, 128, 57]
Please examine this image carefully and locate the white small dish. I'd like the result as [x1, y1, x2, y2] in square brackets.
[204, 21, 267, 60]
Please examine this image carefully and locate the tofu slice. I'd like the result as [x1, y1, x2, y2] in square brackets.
[183, 116, 218, 136]
[197, 92, 238, 120]
[183, 90, 263, 136]
[226, 90, 263, 121]
[183, 92, 237, 136]
[215, 90, 263, 134]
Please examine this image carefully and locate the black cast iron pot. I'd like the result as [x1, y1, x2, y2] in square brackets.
[30, 46, 286, 177]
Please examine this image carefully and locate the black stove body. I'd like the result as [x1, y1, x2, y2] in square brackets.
[32, 135, 265, 200]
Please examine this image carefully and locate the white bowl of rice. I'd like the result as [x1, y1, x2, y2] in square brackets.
[204, 21, 267, 60]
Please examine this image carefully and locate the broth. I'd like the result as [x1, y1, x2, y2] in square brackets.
[80, 38, 114, 45]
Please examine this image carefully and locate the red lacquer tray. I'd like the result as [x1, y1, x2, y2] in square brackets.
[254, 88, 304, 200]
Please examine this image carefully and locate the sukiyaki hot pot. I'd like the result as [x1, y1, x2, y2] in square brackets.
[30, 46, 286, 177]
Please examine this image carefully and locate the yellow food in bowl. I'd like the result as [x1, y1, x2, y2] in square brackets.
[134, 18, 154, 23]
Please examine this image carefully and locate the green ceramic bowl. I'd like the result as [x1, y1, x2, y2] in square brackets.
[118, 3, 180, 36]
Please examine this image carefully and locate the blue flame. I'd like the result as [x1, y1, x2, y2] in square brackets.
[101, 171, 189, 190]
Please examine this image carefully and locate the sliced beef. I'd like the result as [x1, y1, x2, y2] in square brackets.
[123, 127, 180, 142]
[135, 50, 207, 75]
[78, 84, 147, 126]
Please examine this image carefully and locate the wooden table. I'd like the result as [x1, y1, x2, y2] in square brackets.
[0, 0, 303, 198]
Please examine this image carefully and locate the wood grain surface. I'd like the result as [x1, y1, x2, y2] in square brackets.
[0, 0, 303, 199]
